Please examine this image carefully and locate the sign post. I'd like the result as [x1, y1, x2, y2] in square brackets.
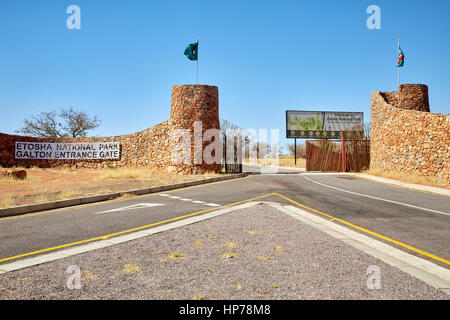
[286, 110, 363, 172]
[341, 135, 346, 172]
[294, 138, 297, 165]
[286, 110, 364, 139]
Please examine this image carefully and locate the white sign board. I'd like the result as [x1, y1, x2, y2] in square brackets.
[15, 142, 120, 160]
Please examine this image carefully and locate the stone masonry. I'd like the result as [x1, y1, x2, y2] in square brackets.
[0, 85, 221, 174]
[371, 84, 449, 184]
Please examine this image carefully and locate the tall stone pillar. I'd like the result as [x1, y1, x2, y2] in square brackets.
[169, 85, 221, 174]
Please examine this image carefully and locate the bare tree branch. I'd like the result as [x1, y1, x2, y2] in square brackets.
[16, 108, 101, 138]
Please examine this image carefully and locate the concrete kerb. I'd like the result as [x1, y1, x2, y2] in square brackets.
[351, 173, 450, 197]
[0, 201, 260, 273]
[2, 198, 449, 295]
[275, 203, 450, 294]
[0, 173, 247, 219]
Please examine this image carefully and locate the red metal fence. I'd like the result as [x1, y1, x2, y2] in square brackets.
[306, 139, 370, 172]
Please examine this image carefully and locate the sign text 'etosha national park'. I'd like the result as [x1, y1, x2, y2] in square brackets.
[15, 142, 120, 160]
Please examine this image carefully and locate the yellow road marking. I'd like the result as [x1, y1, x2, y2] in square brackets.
[350, 175, 450, 198]
[273, 193, 450, 266]
[2, 189, 448, 268]
[0, 175, 251, 223]
[0, 192, 275, 263]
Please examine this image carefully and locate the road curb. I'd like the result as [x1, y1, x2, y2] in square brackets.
[0, 173, 247, 219]
[0, 201, 260, 273]
[351, 173, 450, 197]
[277, 204, 450, 294]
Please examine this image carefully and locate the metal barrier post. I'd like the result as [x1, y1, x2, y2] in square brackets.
[341, 135, 346, 172]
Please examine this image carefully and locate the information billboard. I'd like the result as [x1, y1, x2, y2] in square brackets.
[286, 110, 364, 139]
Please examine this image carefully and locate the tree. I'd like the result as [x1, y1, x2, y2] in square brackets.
[16, 107, 101, 138]
[288, 142, 307, 158]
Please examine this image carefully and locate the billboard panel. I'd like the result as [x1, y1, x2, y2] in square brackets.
[286, 110, 364, 139]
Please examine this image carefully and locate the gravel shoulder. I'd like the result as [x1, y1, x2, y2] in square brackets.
[0, 204, 448, 300]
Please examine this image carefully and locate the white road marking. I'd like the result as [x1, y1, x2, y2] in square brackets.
[277, 203, 450, 293]
[159, 193, 221, 207]
[96, 203, 165, 215]
[0, 202, 259, 273]
[303, 176, 450, 217]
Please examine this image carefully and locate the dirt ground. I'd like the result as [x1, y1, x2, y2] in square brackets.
[0, 167, 220, 208]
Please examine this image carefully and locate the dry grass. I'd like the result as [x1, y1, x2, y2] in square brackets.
[277, 155, 306, 168]
[99, 168, 155, 180]
[0, 175, 41, 186]
[0, 197, 15, 208]
[364, 168, 449, 189]
[99, 168, 219, 181]
[0, 167, 221, 209]
[246, 155, 306, 168]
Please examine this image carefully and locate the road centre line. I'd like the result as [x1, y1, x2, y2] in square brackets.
[1, 191, 449, 268]
[0, 176, 251, 223]
[303, 176, 450, 217]
[159, 194, 220, 207]
[0, 193, 275, 264]
[0, 202, 261, 274]
[2, 191, 449, 278]
[273, 193, 450, 266]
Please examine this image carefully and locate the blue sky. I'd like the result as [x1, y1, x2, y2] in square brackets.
[0, 0, 449, 147]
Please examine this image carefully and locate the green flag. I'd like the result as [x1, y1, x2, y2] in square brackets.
[184, 42, 198, 61]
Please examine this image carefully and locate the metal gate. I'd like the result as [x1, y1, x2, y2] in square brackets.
[221, 135, 243, 173]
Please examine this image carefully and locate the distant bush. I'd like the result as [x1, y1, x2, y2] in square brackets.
[287, 143, 306, 158]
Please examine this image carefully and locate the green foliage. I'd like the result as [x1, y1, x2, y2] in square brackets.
[288, 112, 323, 130]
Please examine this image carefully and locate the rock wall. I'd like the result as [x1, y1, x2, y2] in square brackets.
[0, 85, 221, 174]
[371, 84, 449, 184]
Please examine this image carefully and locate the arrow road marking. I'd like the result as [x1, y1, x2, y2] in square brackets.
[96, 203, 165, 215]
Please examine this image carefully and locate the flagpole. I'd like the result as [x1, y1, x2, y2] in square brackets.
[196, 37, 199, 85]
[398, 39, 400, 88]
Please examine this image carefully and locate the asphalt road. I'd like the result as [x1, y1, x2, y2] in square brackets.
[0, 168, 449, 269]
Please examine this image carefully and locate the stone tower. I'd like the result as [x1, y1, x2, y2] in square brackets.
[169, 85, 221, 174]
